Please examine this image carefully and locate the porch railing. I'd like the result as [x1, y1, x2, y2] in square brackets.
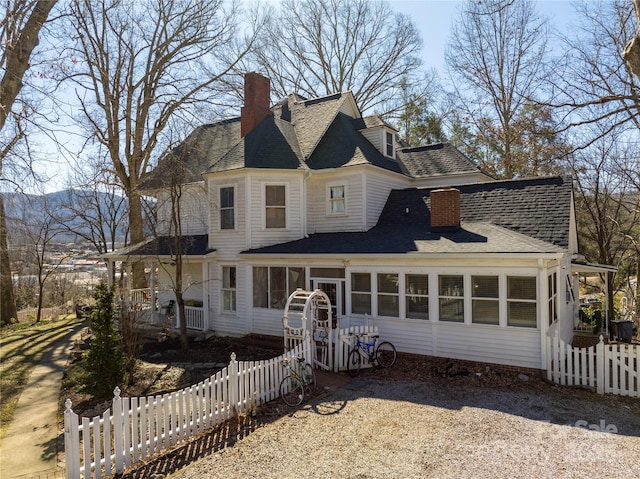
[130, 288, 152, 305]
[183, 306, 205, 331]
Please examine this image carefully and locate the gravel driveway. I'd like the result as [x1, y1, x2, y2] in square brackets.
[168, 376, 640, 479]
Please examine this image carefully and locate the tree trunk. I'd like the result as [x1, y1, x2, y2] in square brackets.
[128, 191, 147, 289]
[0, 0, 58, 132]
[0, 194, 18, 325]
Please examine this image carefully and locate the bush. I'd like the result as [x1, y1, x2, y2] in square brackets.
[82, 284, 125, 399]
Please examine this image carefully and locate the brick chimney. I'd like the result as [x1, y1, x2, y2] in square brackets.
[430, 187, 461, 231]
[241, 72, 272, 138]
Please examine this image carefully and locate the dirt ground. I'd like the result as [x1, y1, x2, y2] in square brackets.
[61, 333, 640, 479]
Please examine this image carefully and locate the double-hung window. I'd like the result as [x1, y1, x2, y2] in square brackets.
[265, 185, 286, 228]
[220, 186, 234, 230]
[507, 276, 537, 328]
[329, 185, 345, 215]
[385, 131, 394, 157]
[222, 266, 236, 312]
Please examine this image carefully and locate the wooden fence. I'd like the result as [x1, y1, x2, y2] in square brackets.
[16, 305, 70, 322]
[64, 335, 312, 479]
[546, 333, 639, 396]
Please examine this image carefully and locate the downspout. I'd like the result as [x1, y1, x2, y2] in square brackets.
[303, 168, 313, 237]
[539, 258, 549, 370]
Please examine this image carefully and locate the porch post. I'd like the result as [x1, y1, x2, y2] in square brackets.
[604, 271, 610, 337]
[202, 261, 210, 331]
[539, 259, 549, 369]
[106, 260, 114, 288]
[150, 263, 157, 312]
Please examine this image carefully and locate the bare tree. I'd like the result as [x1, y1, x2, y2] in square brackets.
[571, 129, 640, 327]
[0, 0, 58, 325]
[243, 0, 423, 117]
[63, 0, 256, 288]
[149, 144, 206, 351]
[13, 196, 69, 322]
[57, 160, 129, 281]
[553, 0, 640, 149]
[445, 0, 552, 178]
[623, 0, 640, 78]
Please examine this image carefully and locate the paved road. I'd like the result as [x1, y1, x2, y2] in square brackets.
[0, 326, 84, 479]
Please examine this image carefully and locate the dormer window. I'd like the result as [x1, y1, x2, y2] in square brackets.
[385, 131, 394, 157]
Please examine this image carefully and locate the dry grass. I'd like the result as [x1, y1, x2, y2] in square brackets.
[0, 315, 86, 442]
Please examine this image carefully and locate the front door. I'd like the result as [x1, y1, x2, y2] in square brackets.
[313, 280, 343, 323]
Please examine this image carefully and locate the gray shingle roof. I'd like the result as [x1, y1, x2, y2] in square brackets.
[142, 92, 484, 188]
[242, 176, 573, 255]
[396, 142, 485, 178]
[108, 235, 213, 257]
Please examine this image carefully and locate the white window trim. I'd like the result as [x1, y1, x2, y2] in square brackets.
[219, 184, 236, 231]
[327, 183, 347, 216]
[262, 182, 288, 230]
[384, 129, 395, 158]
[221, 265, 237, 314]
[506, 275, 538, 328]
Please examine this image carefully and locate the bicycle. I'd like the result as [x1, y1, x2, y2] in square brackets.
[279, 356, 317, 407]
[347, 332, 397, 377]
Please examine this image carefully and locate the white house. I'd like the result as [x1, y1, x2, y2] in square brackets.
[106, 72, 615, 371]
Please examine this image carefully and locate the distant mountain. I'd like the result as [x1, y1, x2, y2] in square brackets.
[2, 189, 129, 245]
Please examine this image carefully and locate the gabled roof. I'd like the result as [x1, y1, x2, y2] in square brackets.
[207, 115, 304, 173]
[241, 176, 573, 256]
[306, 112, 404, 174]
[396, 142, 486, 179]
[142, 89, 485, 188]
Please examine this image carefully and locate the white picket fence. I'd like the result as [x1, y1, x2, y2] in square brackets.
[334, 325, 380, 372]
[64, 335, 312, 479]
[546, 333, 639, 396]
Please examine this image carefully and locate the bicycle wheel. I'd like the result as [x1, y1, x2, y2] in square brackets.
[346, 348, 362, 377]
[303, 363, 317, 393]
[279, 375, 304, 407]
[375, 341, 397, 368]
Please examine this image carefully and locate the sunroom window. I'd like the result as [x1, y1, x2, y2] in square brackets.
[507, 276, 537, 328]
[377, 273, 399, 317]
[439, 275, 464, 322]
[472, 275, 499, 325]
[351, 273, 372, 314]
[406, 274, 429, 320]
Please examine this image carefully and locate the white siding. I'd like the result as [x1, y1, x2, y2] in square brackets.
[307, 172, 365, 233]
[155, 183, 208, 236]
[361, 127, 383, 152]
[433, 323, 541, 369]
[371, 318, 540, 369]
[208, 176, 248, 255]
[247, 171, 305, 249]
[251, 308, 285, 337]
[364, 170, 410, 229]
